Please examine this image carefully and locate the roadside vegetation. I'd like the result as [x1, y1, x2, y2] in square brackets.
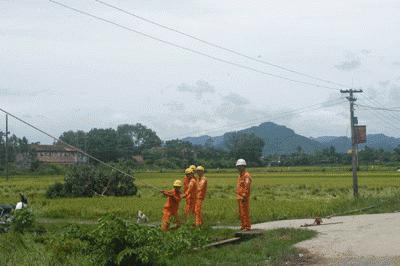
[0, 220, 314, 266]
[168, 228, 317, 266]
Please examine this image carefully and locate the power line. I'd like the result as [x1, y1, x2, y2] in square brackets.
[360, 94, 400, 125]
[362, 94, 400, 124]
[94, 0, 350, 89]
[49, 0, 340, 91]
[361, 108, 400, 133]
[357, 104, 400, 112]
[164, 97, 346, 140]
[0, 107, 161, 191]
[357, 95, 400, 133]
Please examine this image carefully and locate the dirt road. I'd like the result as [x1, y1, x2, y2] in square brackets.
[252, 212, 400, 265]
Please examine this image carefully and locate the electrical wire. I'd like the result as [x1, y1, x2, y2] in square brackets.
[94, 0, 350, 89]
[362, 94, 400, 124]
[357, 95, 400, 133]
[357, 104, 400, 112]
[0, 107, 162, 191]
[49, 0, 341, 91]
[164, 97, 346, 140]
[360, 94, 400, 125]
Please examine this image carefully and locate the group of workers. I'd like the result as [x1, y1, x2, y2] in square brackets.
[160, 159, 252, 231]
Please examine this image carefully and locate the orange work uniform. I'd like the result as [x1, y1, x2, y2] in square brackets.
[161, 189, 182, 231]
[185, 178, 197, 217]
[195, 177, 207, 226]
[236, 171, 252, 230]
[183, 175, 190, 194]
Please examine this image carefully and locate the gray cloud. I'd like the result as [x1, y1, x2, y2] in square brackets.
[389, 85, 400, 103]
[360, 49, 372, 55]
[177, 80, 215, 98]
[379, 80, 390, 87]
[0, 88, 51, 97]
[334, 50, 373, 71]
[163, 101, 185, 112]
[223, 93, 250, 105]
[393, 61, 400, 67]
[335, 58, 361, 71]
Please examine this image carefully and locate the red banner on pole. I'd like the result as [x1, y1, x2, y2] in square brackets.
[355, 125, 366, 144]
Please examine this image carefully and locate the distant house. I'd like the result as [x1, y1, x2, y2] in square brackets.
[30, 144, 88, 165]
[132, 155, 144, 165]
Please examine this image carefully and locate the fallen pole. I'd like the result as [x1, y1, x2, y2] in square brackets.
[196, 229, 264, 249]
[300, 221, 343, 228]
[197, 237, 241, 249]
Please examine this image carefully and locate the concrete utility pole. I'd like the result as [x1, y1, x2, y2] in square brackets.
[341, 89, 363, 197]
[5, 114, 9, 180]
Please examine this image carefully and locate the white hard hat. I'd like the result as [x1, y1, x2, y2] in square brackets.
[235, 159, 247, 166]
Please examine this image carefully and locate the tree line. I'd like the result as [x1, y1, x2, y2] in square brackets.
[1, 123, 400, 172]
[57, 124, 265, 168]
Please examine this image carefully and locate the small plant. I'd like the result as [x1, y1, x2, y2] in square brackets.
[11, 208, 36, 233]
[46, 182, 66, 198]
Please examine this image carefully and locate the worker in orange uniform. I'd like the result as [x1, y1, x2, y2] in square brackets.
[195, 166, 207, 226]
[184, 165, 196, 193]
[160, 180, 183, 231]
[183, 168, 193, 195]
[236, 159, 252, 231]
[184, 169, 197, 219]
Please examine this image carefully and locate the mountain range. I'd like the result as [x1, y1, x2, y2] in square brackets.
[183, 122, 400, 155]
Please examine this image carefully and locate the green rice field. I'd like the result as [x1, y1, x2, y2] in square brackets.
[1, 166, 399, 225]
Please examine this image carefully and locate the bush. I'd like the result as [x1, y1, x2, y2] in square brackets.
[46, 164, 137, 198]
[34, 163, 66, 175]
[46, 182, 66, 198]
[49, 214, 208, 266]
[11, 208, 36, 233]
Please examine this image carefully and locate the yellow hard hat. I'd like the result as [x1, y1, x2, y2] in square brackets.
[189, 165, 196, 170]
[173, 180, 182, 187]
[196, 166, 205, 172]
[185, 168, 194, 175]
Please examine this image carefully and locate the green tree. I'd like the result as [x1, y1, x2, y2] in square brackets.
[117, 124, 161, 155]
[86, 128, 120, 162]
[224, 132, 265, 166]
[58, 130, 88, 150]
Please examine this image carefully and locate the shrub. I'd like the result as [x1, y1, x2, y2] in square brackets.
[49, 214, 208, 266]
[46, 164, 137, 198]
[46, 182, 66, 198]
[11, 208, 36, 233]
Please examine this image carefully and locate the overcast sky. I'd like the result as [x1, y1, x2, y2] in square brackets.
[1, 0, 400, 143]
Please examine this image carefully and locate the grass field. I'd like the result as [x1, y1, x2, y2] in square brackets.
[1, 166, 400, 265]
[1, 167, 400, 225]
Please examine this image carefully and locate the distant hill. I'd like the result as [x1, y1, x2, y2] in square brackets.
[184, 122, 324, 155]
[315, 134, 400, 153]
[183, 122, 400, 155]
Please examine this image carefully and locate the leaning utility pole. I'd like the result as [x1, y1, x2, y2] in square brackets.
[341, 89, 363, 197]
[5, 114, 9, 180]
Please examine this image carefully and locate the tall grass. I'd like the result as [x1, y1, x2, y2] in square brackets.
[0, 168, 399, 225]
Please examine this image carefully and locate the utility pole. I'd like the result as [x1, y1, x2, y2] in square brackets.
[341, 89, 363, 197]
[5, 114, 9, 180]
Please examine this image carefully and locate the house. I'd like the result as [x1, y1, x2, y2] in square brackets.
[132, 155, 144, 165]
[30, 144, 88, 164]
